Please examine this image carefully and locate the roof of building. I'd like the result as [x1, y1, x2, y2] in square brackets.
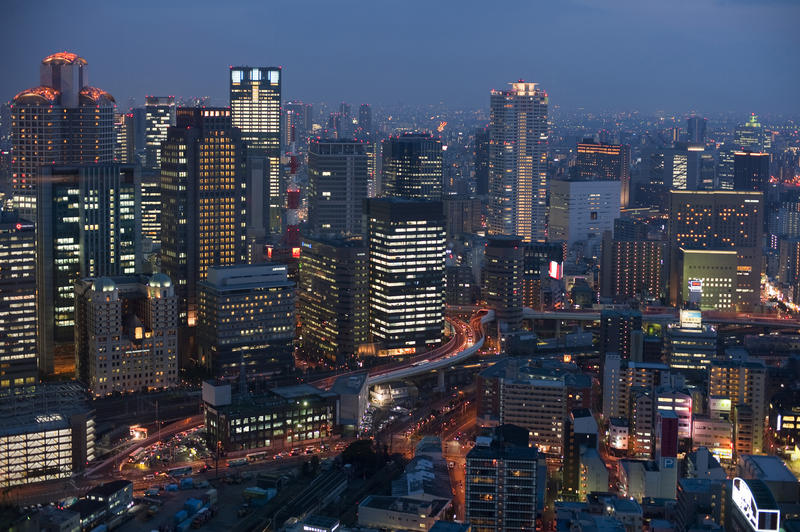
[42, 52, 87, 65]
[12, 85, 60, 104]
[429, 522, 471, 532]
[0, 382, 90, 437]
[67, 499, 106, 518]
[359, 495, 449, 516]
[302, 515, 340, 529]
[86, 480, 132, 498]
[739, 454, 797, 482]
[271, 384, 337, 400]
[331, 373, 368, 396]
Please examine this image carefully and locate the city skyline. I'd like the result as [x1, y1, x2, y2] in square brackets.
[3, 0, 799, 114]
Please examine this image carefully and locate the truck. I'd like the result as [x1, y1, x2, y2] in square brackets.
[184, 498, 203, 515]
[228, 457, 248, 467]
[166, 483, 179, 492]
[191, 507, 211, 528]
[180, 477, 194, 490]
[203, 489, 218, 506]
[174, 509, 188, 525]
[176, 518, 193, 532]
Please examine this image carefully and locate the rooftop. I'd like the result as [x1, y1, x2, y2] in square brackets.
[739, 454, 797, 483]
[86, 480, 132, 498]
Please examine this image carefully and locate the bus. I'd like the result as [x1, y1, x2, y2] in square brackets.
[228, 458, 248, 467]
[246, 451, 269, 463]
[167, 466, 192, 478]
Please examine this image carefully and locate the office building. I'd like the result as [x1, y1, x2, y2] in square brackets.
[602, 353, 669, 420]
[202, 381, 336, 452]
[599, 309, 643, 361]
[474, 127, 490, 196]
[284, 100, 310, 149]
[0, 382, 94, 487]
[465, 424, 545, 532]
[230, 66, 282, 234]
[443, 196, 482, 238]
[574, 140, 631, 208]
[11, 52, 115, 217]
[308, 138, 368, 235]
[37, 164, 141, 376]
[600, 233, 665, 301]
[299, 236, 368, 365]
[488, 81, 548, 242]
[160, 107, 248, 362]
[483, 236, 524, 336]
[692, 417, 733, 463]
[734, 114, 770, 152]
[357, 103, 372, 135]
[197, 264, 295, 381]
[382, 132, 443, 200]
[668, 190, 763, 310]
[114, 111, 136, 163]
[144, 96, 176, 170]
[0, 213, 36, 387]
[656, 387, 693, 439]
[664, 143, 706, 190]
[563, 409, 599, 500]
[687, 116, 707, 144]
[366, 198, 445, 356]
[733, 151, 770, 191]
[74, 274, 178, 396]
[549, 178, 621, 257]
[358, 496, 450, 531]
[665, 310, 718, 377]
[709, 359, 767, 454]
[86, 480, 133, 517]
[446, 264, 474, 306]
[140, 170, 161, 249]
[679, 249, 738, 310]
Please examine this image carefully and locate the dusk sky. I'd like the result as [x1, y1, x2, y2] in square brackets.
[3, 0, 799, 114]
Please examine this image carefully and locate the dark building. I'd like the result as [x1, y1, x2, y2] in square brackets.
[37, 164, 140, 376]
[299, 235, 368, 365]
[0, 213, 36, 387]
[668, 190, 763, 310]
[308, 139, 368, 236]
[358, 103, 372, 135]
[600, 309, 643, 362]
[366, 198, 445, 356]
[687, 116, 707, 144]
[445, 265, 474, 307]
[575, 139, 632, 208]
[144, 96, 176, 170]
[484, 236, 524, 335]
[474, 128, 489, 196]
[160, 108, 247, 364]
[202, 381, 336, 452]
[197, 264, 294, 382]
[382, 133, 443, 200]
[600, 231, 665, 301]
[733, 150, 770, 192]
[443, 196, 482, 239]
[465, 424, 545, 532]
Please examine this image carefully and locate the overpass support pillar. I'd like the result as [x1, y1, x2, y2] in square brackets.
[437, 370, 446, 392]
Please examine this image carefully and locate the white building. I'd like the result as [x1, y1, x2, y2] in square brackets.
[549, 178, 621, 258]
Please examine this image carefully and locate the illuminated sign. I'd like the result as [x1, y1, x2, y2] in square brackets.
[732, 477, 780, 532]
[680, 309, 702, 329]
[548, 261, 563, 280]
[688, 279, 702, 293]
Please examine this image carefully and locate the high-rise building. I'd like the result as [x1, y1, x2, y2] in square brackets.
[114, 111, 135, 163]
[687, 116, 707, 144]
[299, 235, 368, 365]
[229, 66, 282, 235]
[140, 170, 161, 250]
[488, 81, 548, 242]
[600, 309, 643, 361]
[665, 310, 718, 378]
[308, 139, 369, 236]
[465, 424, 544, 532]
[37, 164, 140, 376]
[0, 213, 36, 387]
[474, 127, 490, 196]
[197, 264, 295, 381]
[709, 359, 767, 454]
[357, 103, 372, 135]
[0, 382, 94, 487]
[575, 140, 632, 208]
[680, 249, 738, 310]
[664, 143, 706, 190]
[549, 178, 621, 257]
[484, 236, 524, 336]
[160, 108, 248, 363]
[11, 52, 115, 217]
[734, 114, 770, 152]
[283, 100, 309, 150]
[144, 96, 176, 170]
[366, 198, 445, 356]
[74, 274, 178, 396]
[733, 151, 770, 191]
[382, 133, 443, 200]
[600, 232, 665, 301]
[668, 191, 763, 310]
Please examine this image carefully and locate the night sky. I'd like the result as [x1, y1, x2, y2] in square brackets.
[3, 0, 799, 113]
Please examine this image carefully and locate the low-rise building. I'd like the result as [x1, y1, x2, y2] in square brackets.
[85, 480, 133, 516]
[358, 495, 449, 531]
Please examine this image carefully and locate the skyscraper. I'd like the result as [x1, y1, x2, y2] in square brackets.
[299, 235, 368, 365]
[600, 232, 665, 301]
[0, 213, 36, 387]
[549, 178, 621, 258]
[357, 103, 372, 135]
[488, 81, 549, 241]
[382, 133, 443, 200]
[575, 140, 632, 207]
[230, 66, 282, 235]
[687, 116, 707, 144]
[474, 127, 490, 196]
[11, 52, 115, 217]
[734, 114, 770, 152]
[37, 164, 141, 375]
[366, 198, 445, 356]
[308, 138, 369, 236]
[160, 108, 247, 362]
[284, 100, 309, 150]
[484, 236, 524, 336]
[144, 96, 176, 170]
[733, 151, 770, 191]
[668, 190, 763, 310]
